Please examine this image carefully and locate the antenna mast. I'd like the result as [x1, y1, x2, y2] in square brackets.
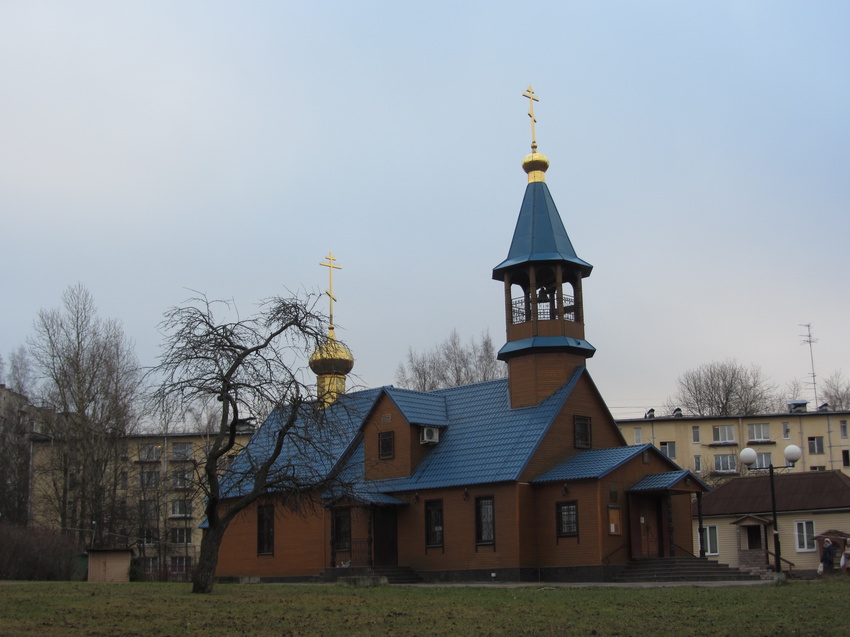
[800, 322, 819, 406]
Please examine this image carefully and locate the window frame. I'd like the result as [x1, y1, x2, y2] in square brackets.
[782, 422, 791, 439]
[170, 499, 191, 518]
[170, 527, 192, 544]
[556, 500, 579, 538]
[332, 507, 352, 552]
[139, 443, 162, 462]
[660, 441, 676, 459]
[754, 452, 772, 469]
[712, 425, 736, 444]
[693, 455, 702, 474]
[425, 499, 444, 548]
[808, 436, 825, 454]
[574, 415, 591, 449]
[795, 520, 816, 552]
[841, 420, 848, 439]
[475, 496, 495, 546]
[378, 431, 395, 460]
[701, 525, 719, 555]
[691, 426, 701, 443]
[747, 423, 770, 442]
[171, 441, 192, 460]
[257, 503, 275, 555]
[714, 453, 737, 473]
[633, 428, 642, 445]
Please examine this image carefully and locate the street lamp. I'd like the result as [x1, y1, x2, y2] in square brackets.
[739, 444, 802, 575]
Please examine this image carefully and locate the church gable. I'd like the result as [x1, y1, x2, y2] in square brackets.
[362, 393, 431, 481]
[521, 370, 626, 481]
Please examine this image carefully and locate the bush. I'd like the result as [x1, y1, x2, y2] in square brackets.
[0, 524, 83, 580]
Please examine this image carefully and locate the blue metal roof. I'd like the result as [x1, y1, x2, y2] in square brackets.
[492, 181, 592, 279]
[384, 388, 449, 427]
[532, 444, 653, 482]
[497, 336, 596, 360]
[220, 387, 383, 499]
[629, 470, 693, 492]
[373, 371, 585, 492]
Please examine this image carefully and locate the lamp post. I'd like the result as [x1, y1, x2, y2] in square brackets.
[739, 445, 802, 575]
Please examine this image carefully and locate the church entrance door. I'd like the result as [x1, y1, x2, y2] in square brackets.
[372, 507, 398, 567]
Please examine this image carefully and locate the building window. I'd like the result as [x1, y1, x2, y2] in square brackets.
[556, 501, 578, 537]
[714, 454, 737, 473]
[694, 455, 702, 474]
[692, 426, 701, 443]
[172, 470, 192, 490]
[755, 452, 772, 469]
[257, 504, 274, 555]
[660, 441, 676, 459]
[608, 506, 621, 535]
[170, 499, 191, 518]
[747, 423, 770, 442]
[172, 442, 192, 460]
[475, 496, 495, 545]
[141, 499, 157, 520]
[425, 500, 444, 547]
[810, 466, 826, 471]
[795, 520, 816, 551]
[712, 425, 735, 444]
[378, 431, 394, 460]
[574, 416, 591, 449]
[142, 556, 158, 572]
[119, 471, 128, 490]
[140, 470, 159, 489]
[170, 527, 192, 544]
[332, 508, 351, 552]
[842, 420, 848, 439]
[142, 529, 159, 546]
[701, 525, 719, 555]
[139, 443, 162, 461]
[782, 422, 791, 439]
[808, 437, 825, 454]
[170, 556, 192, 573]
[843, 450, 850, 467]
[634, 428, 642, 445]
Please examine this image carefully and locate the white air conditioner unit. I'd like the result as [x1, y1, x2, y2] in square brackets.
[420, 426, 440, 445]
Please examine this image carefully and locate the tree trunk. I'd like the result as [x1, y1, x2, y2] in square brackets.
[192, 521, 228, 594]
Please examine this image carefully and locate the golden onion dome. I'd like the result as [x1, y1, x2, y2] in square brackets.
[522, 150, 549, 182]
[309, 327, 354, 376]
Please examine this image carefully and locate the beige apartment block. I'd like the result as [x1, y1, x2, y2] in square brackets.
[30, 429, 252, 581]
[617, 404, 850, 483]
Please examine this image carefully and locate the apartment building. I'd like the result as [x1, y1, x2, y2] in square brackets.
[617, 403, 850, 482]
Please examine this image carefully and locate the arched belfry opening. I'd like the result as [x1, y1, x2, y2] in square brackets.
[492, 87, 595, 408]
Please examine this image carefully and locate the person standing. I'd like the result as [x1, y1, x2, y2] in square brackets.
[821, 538, 837, 575]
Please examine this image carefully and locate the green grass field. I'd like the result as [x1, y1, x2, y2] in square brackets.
[0, 579, 844, 636]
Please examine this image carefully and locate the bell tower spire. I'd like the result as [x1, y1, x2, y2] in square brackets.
[492, 87, 595, 408]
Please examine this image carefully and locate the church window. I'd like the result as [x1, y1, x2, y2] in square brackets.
[378, 431, 394, 460]
[425, 500, 443, 547]
[332, 508, 351, 552]
[475, 496, 495, 545]
[574, 416, 591, 449]
[556, 501, 578, 537]
[257, 504, 274, 555]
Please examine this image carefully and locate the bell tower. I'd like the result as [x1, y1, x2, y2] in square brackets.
[492, 87, 595, 408]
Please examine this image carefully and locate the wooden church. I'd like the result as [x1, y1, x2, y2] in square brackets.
[214, 90, 707, 583]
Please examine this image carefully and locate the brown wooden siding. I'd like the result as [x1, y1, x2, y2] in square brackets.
[508, 352, 589, 408]
[215, 495, 329, 578]
[363, 394, 430, 481]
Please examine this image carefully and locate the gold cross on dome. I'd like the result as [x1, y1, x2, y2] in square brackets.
[522, 85, 539, 151]
[319, 252, 342, 327]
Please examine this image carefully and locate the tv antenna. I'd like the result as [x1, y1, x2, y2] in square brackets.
[799, 323, 819, 406]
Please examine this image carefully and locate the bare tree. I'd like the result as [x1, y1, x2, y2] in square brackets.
[395, 330, 505, 390]
[670, 359, 776, 416]
[822, 371, 850, 411]
[149, 292, 338, 594]
[0, 386, 39, 525]
[27, 284, 142, 545]
[7, 346, 35, 397]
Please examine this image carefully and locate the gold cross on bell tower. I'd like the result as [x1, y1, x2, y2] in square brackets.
[522, 85, 540, 153]
[320, 252, 342, 328]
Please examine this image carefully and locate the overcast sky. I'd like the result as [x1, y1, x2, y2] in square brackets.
[2, 2, 848, 418]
